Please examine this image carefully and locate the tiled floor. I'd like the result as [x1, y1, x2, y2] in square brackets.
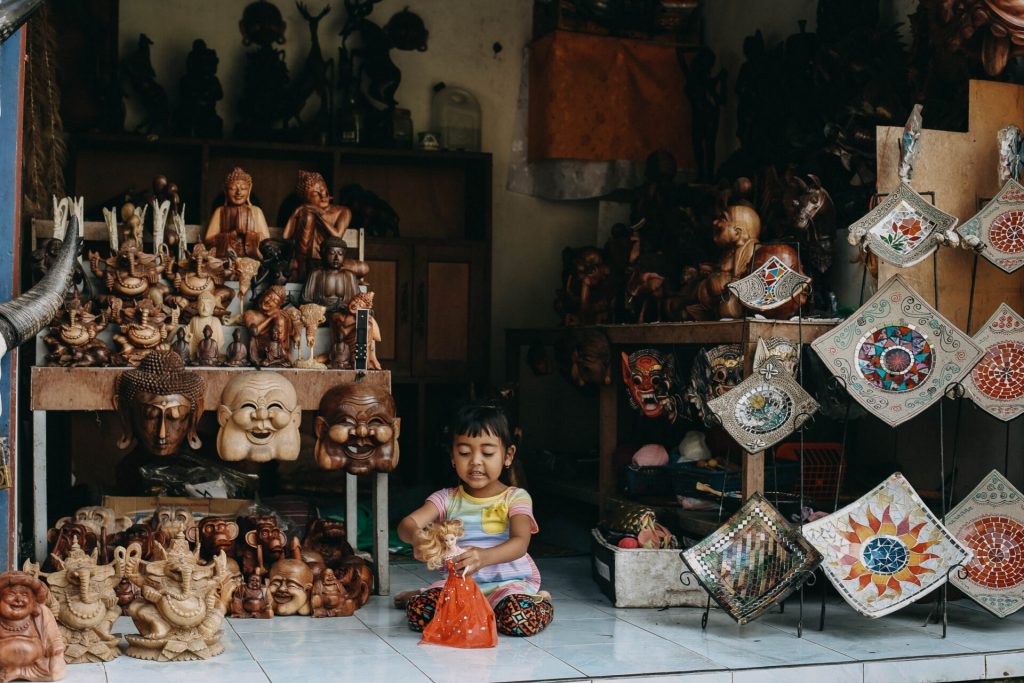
[63, 556, 1024, 682]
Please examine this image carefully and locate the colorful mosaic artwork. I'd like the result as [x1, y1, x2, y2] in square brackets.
[848, 183, 958, 268]
[727, 255, 811, 312]
[707, 357, 819, 453]
[752, 337, 799, 376]
[956, 179, 1024, 273]
[946, 470, 1024, 618]
[803, 473, 973, 618]
[810, 275, 983, 427]
[966, 304, 1024, 421]
[681, 493, 822, 625]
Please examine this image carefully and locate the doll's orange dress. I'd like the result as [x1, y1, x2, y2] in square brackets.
[420, 560, 497, 648]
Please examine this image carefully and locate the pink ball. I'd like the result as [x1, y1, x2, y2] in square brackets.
[632, 444, 669, 467]
[617, 537, 640, 549]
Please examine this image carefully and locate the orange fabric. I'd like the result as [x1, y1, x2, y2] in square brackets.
[420, 561, 498, 648]
[528, 30, 693, 165]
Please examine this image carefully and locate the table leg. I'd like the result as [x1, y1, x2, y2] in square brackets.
[742, 451, 765, 499]
[346, 473, 358, 552]
[32, 411, 46, 562]
[374, 472, 389, 595]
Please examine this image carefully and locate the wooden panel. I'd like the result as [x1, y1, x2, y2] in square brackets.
[876, 80, 1024, 332]
[31, 367, 390, 411]
[366, 259, 398, 360]
[601, 319, 837, 346]
[364, 241, 412, 376]
[425, 262, 470, 362]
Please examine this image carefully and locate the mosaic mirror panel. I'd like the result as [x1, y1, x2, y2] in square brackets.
[803, 473, 973, 617]
[810, 274, 983, 427]
[682, 493, 822, 625]
[966, 304, 1024, 422]
[956, 179, 1024, 273]
[848, 183, 957, 268]
[727, 255, 811, 312]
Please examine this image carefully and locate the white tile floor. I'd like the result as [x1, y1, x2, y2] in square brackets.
[61, 556, 1024, 682]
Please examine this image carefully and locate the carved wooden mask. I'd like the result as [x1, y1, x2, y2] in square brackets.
[217, 372, 301, 462]
[314, 383, 400, 474]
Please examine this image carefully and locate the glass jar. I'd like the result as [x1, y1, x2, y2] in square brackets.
[392, 108, 413, 149]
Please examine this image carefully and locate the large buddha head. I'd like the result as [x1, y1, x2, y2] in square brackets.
[217, 372, 301, 462]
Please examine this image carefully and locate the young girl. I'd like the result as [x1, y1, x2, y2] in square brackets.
[397, 402, 554, 637]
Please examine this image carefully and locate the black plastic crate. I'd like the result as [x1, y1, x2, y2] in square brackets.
[622, 465, 674, 498]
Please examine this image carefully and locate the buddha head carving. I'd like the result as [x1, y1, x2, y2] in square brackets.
[114, 350, 206, 456]
[297, 170, 330, 210]
[315, 383, 400, 474]
[224, 167, 254, 207]
[217, 372, 301, 462]
[267, 558, 313, 616]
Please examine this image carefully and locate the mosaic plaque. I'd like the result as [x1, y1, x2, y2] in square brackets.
[966, 304, 1024, 421]
[947, 470, 1024, 618]
[810, 274, 983, 427]
[752, 337, 799, 376]
[727, 256, 811, 312]
[956, 180, 1024, 273]
[848, 183, 957, 268]
[803, 473, 973, 618]
[707, 357, 818, 453]
[682, 493, 822, 625]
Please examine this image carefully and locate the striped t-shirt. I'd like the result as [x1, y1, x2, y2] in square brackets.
[425, 485, 542, 606]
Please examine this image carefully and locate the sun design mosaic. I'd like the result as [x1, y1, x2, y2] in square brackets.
[707, 357, 818, 453]
[682, 493, 822, 625]
[803, 473, 972, 618]
[811, 274, 983, 427]
[947, 470, 1024, 618]
[727, 255, 811, 312]
[957, 179, 1024, 273]
[848, 183, 957, 268]
[966, 304, 1024, 421]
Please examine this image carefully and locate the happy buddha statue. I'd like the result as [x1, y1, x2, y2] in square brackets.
[113, 350, 206, 457]
[0, 571, 65, 682]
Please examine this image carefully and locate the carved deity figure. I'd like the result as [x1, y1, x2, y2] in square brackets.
[224, 329, 250, 367]
[0, 571, 65, 682]
[315, 382, 400, 475]
[114, 350, 206, 456]
[88, 240, 167, 308]
[282, 171, 352, 280]
[329, 291, 382, 370]
[296, 303, 327, 369]
[267, 556, 313, 616]
[182, 290, 225, 357]
[194, 325, 222, 366]
[108, 297, 180, 367]
[229, 573, 274, 619]
[242, 285, 301, 366]
[203, 167, 270, 260]
[171, 244, 235, 319]
[121, 534, 229, 661]
[301, 236, 367, 312]
[43, 291, 111, 367]
[694, 205, 762, 320]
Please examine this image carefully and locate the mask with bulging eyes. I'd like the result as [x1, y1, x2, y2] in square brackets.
[314, 383, 400, 475]
[217, 372, 302, 462]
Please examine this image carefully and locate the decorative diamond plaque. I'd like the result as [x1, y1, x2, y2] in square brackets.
[727, 255, 811, 312]
[682, 493, 822, 625]
[753, 337, 799, 376]
[947, 470, 1024, 618]
[848, 183, 957, 268]
[803, 473, 973, 618]
[966, 304, 1024, 422]
[956, 179, 1024, 273]
[707, 357, 818, 453]
[810, 274, 983, 427]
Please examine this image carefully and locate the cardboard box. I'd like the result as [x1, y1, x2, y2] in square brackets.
[103, 496, 253, 524]
[590, 528, 708, 608]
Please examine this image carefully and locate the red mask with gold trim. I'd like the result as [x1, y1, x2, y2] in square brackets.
[620, 349, 680, 422]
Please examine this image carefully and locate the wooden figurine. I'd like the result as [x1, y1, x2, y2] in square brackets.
[147, 505, 196, 542]
[251, 239, 292, 302]
[234, 257, 261, 301]
[301, 519, 353, 571]
[113, 350, 206, 456]
[282, 171, 352, 280]
[120, 535, 229, 661]
[216, 372, 302, 462]
[43, 525, 99, 573]
[229, 571, 273, 619]
[301, 236, 367, 312]
[328, 291, 381, 370]
[553, 246, 613, 326]
[236, 0, 290, 140]
[53, 506, 132, 544]
[188, 517, 239, 564]
[108, 297, 179, 367]
[295, 303, 327, 369]
[694, 205, 762, 320]
[218, 559, 244, 614]
[88, 240, 167, 309]
[203, 168, 270, 259]
[120, 33, 170, 135]
[174, 39, 223, 139]
[27, 539, 122, 664]
[243, 285, 301, 367]
[224, 329, 251, 367]
[237, 516, 288, 578]
[323, 325, 352, 369]
[0, 571, 66, 681]
[43, 291, 111, 367]
[315, 383, 400, 474]
[170, 244, 235, 320]
[194, 325, 223, 366]
[266, 551, 313, 616]
[310, 568, 351, 617]
[182, 290, 225, 357]
[170, 328, 190, 365]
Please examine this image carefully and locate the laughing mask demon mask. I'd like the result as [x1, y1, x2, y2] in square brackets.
[620, 348, 681, 423]
[314, 383, 400, 475]
[217, 372, 302, 462]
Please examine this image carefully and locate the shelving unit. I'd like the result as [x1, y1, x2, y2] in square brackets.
[507, 318, 839, 513]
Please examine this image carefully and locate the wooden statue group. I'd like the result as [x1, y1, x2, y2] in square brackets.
[0, 503, 372, 678]
[42, 167, 382, 372]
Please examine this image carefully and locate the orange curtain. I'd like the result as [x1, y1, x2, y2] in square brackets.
[528, 30, 694, 166]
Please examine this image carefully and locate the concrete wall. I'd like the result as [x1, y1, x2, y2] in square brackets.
[119, 0, 596, 386]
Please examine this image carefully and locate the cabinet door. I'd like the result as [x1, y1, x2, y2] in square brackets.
[364, 242, 413, 376]
[412, 243, 489, 379]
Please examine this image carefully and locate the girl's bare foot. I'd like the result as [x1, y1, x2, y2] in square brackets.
[393, 589, 419, 609]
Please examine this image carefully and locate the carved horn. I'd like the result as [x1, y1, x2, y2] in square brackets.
[0, 215, 80, 353]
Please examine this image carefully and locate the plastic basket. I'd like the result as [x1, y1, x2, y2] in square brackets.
[671, 461, 798, 500]
[622, 465, 674, 498]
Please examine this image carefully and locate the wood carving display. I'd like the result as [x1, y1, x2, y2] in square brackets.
[229, 572, 273, 619]
[554, 246, 613, 326]
[203, 167, 270, 259]
[242, 285, 301, 367]
[282, 170, 352, 280]
[170, 244, 235, 320]
[695, 205, 761, 319]
[224, 329, 251, 367]
[217, 372, 302, 462]
[267, 550, 313, 616]
[182, 291, 225, 358]
[0, 571, 65, 682]
[301, 519, 354, 571]
[120, 534, 229, 661]
[329, 291, 382, 370]
[188, 517, 240, 563]
[301, 236, 367, 312]
[88, 240, 168, 309]
[107, 298, 179, 367]
[315, 382, 400, 474]
[43, 292, 111, 367]
[237, 516, 289, 577]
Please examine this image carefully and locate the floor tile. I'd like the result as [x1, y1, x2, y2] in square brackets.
[986, 651, 1024, 678]
[862, 654, 986, 683]
[372, 625, 540, 655]
[228, 612, 369, 633]
[60, 663, 107, 683]
[731, 662, 863, 683]
[529, 615, 676, 648]
[356, 599, 413, 629]
[590, 674, 731, 683]
[259, 653, 432, 683]
[541, 640, 719, 677]
[104, 658, 269, 683]
[544, 598, 612, 621]
[404, 645, 586, 683]
[241, 628, 395, 660]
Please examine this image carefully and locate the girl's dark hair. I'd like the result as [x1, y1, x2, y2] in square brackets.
[449, 401, 515, 450]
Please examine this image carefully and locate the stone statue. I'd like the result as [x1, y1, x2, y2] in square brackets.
[120, 534, 229, 661]
[282, 170, 352, 280]
[300, 236, 366, 312]
[0, 571, 65, 682]
[203, 167, 270, 259]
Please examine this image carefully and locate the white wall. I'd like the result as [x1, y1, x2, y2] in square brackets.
[119, 0, 597, 386]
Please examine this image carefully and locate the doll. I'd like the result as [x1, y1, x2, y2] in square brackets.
[417, 520, 497, 649]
